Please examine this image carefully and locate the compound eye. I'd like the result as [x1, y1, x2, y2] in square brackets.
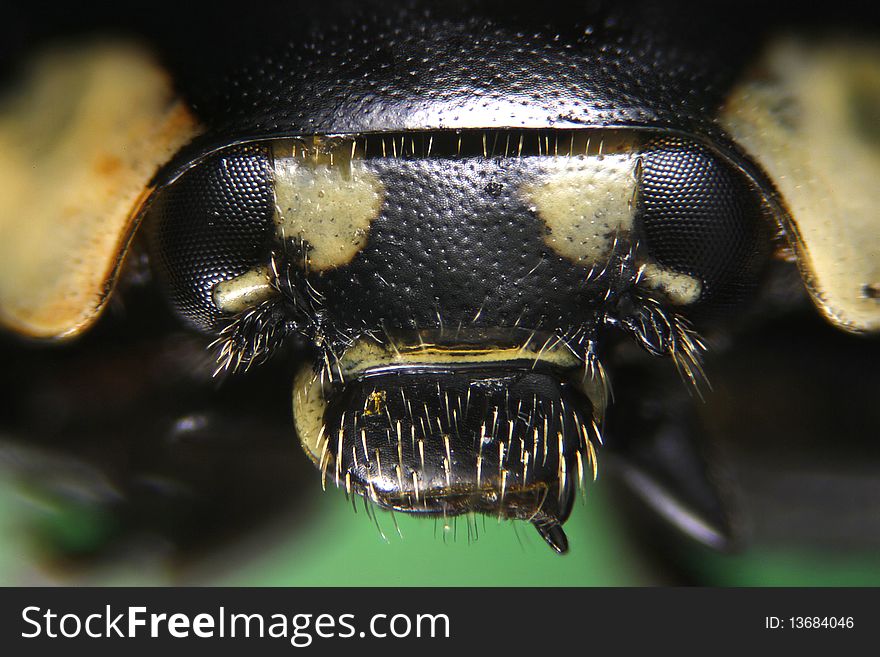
[146, 144, 277, 332]
[636, 137, 773, 313]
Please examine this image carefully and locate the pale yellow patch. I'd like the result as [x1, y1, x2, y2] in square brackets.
[292, 366, 331, 465]
[0, 40, 200, 339]
[212, 267, 276, 314]
[273, 147, 385, 271]
[521, 154, 639, 266]
[639, 263, 702, 305]
[214, 267, 278, 313]
[721, 36, 880, 333]
[336, 338, 581, 377]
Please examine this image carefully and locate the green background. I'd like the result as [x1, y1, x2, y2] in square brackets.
[0, 479, 651, 586]
[3, 476, 879, 586]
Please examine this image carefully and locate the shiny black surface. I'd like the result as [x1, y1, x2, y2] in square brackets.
[147, 145, 275, 331]
[153, 0, 767, 177]
[1, 1, 878, 563]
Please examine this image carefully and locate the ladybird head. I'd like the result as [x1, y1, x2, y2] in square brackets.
[146, 129, 771, 551]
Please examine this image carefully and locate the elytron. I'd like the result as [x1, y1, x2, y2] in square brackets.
[0, 1, 877, 558]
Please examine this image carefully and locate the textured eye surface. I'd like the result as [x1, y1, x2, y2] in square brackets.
[637, 137, 773, 312]
[146, 144, 275, 332]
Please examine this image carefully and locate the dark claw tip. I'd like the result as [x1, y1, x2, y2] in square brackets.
[534, 522, 569, 554]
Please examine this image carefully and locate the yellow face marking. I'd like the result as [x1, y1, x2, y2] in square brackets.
[336, 338, 582, 377]
[292, 366, 330, 465]
[639, 263, 703, 305]
[721, 36, 880, 333]
[0, 40, 200, 339]
[212, 266, 276, 314]
[273, 141, 385, 271]
[521, 153, 639, 266]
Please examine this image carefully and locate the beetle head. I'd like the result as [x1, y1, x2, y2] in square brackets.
[146, 129, 772, 551]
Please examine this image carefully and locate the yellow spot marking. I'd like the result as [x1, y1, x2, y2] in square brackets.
[521, 154, 639, 266]
[292, 366, 330, 465]
[213, 267, 276, 314]
[639, 263, 702, 305]
[273, 143, 385, 271]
